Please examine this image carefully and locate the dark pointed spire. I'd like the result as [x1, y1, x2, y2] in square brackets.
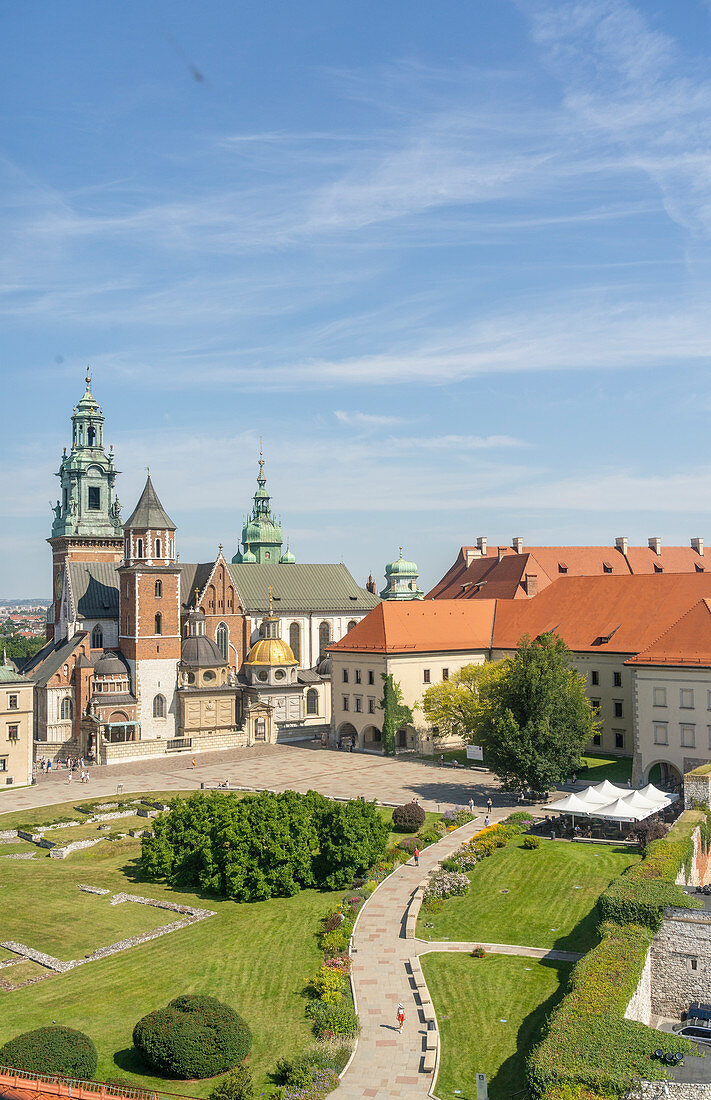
[124, 474, 176, 530]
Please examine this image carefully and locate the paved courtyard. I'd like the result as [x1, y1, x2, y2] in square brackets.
[0, 742, 512, 817]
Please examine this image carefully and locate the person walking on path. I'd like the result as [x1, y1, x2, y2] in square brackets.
[396, 1004, 405, 1033]
[468, 797, 474, 813]
[484, 815, 489, 828]
[414, 846, 420, 867]
[486, 796, 493, 814]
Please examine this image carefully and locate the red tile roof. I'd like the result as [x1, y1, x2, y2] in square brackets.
[492, 574, 711, 654]
[429, 544, 706, 601]
[328, 599, 497, 655]
[330, 574, 711, 660]
[626, 598, 711, 666]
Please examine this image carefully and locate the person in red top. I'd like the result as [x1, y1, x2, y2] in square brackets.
[414, 847, 420, 866]
[396, 1004, 405, 1032]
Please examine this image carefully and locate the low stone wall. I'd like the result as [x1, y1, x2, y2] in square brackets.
[629, 1084, 711, 1100]
[49, 837, 106, 860]
[651, 907, 711, 1018]
[684, 769, 711, 811]
[624, 950, 652, 1026]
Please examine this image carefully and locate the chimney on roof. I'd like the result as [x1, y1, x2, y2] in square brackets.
[476, 536, 487, 555]
[615, 536, 628, 556]
[497, 547, 506, 563]
[512, 537, 523, 554]
[464, 548, 476, 567]
[648, 537, 662, 556]
[524, 573, 538, 596]
[692, 537, 704, 556]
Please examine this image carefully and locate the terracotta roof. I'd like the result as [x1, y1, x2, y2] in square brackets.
[429, 543, 706, 601]
[492, 574, 711, 654]
[626, 599, 711, 666]
[328, 599, 497, 655]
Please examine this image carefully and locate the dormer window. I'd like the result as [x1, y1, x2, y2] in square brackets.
[654, 563, 663, 573]
[602, 562, 613, 574]
[558, 562, 568, 573]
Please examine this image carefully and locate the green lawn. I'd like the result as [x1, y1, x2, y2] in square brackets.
[578, 753, 633, 784]
[0, 790, 194, 832]
[0, 798, 343, 1095]
[422, 953, 573, 1100]
[418, 837, 639, 953]
[377, 807, 442, 848]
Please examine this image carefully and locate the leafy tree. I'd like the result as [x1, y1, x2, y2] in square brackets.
[133, 995, 251, 1079]
[478, 633, 600, 792]
[142, 789, 388, 901]
[420, 661, 504, 743]
[380, 674, 413, 756]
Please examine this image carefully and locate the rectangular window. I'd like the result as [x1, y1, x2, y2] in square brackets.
[355, 697, 362, 713]
[681, 724, 696, 748]
[613, 700, 623, 718]
[368, 699, 375, 714]
[653, 687, 667, 707]
[613, 671, 622, 687]
[591, 670, 599, 686]
[615, 731, 624, 749]
[0, 757, 6, 771]
[654, 724, 668, 745]
[423, 669, 431, 684]
[592, 733, 601, 747]
[442, 668, 449, 681]
[342, 669, 349, 683]
[7, 724, 19, 740]
[88, 486, 101, 510]
[368, 671, 374, 685]
[342, 696, 349, 712]
[355, 670, 361, 685]
[681, 689, 695, 709]
[707, 691, 711, 711]
[708, 726, 711, 750]
[8, 695, 17, 710]
[591, 699, 601, 714]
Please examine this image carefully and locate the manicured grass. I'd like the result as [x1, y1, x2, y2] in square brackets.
[418, 837, 639, 953]
[0, 790, 196, 831]
[578, 753, 633, 784]
[377, 806, 442, 848]
[0, 802, 343, 1095]
[422, 953, 573, 1100]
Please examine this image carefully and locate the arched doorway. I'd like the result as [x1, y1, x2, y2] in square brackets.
[362, 725, 382, 751]
[647, 761, 683, 790]
[336, 721, 358, 750]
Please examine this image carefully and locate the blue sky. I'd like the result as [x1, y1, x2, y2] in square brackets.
[4, 0, 711, 596]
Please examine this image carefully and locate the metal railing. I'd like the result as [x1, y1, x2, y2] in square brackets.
[0, 1065, 201, 1100]
[166, 738, 192, 752]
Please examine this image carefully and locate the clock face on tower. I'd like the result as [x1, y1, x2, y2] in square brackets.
[54, 572, 63, 600]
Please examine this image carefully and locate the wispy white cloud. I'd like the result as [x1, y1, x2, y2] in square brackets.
[334, 410, 407, 427]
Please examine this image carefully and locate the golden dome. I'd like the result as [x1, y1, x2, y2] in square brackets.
[245, 636, 296, 666]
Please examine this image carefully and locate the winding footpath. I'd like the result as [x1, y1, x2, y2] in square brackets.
[340, 814, 580, 1100]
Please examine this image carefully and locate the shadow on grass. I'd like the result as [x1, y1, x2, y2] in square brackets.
[550, 843, 635, 955]
[489, 960, 572, 1100]
[112, 1046, 152, 1076]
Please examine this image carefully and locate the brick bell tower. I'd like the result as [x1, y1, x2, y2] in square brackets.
[48, 369, 123, 639]
[118, 474, 181, 742]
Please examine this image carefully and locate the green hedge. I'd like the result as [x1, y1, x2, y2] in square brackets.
[0, 1026, 97, 1078]
[529, 812, 705, 1100]
[528, 921, 693, 1098]
[598, 812, 703, 930]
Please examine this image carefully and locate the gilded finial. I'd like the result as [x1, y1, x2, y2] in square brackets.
[268, 583, 273, 614]
[194, 587, 200, 605]
[399, 546, 403, 558]
[145, 465, 150, 477]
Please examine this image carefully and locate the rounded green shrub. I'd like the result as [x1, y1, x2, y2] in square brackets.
[0, 1026, 97, 1078]
[522, 835, 541, 849]
[392, 802, 426, 833]
[133, 994, 251, 1079]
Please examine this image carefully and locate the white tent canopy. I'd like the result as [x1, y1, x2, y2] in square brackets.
[546, 792, 591, 814]
[547, 781, 674, 824]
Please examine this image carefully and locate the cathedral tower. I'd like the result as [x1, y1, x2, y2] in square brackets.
[232, 452, 288, 564]
[118, 475, 180, 741]
[48, 370, 123, 635]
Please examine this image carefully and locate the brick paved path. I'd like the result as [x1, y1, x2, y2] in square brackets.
[340, 807, 556, 1100]
[0, 742, 512, 817]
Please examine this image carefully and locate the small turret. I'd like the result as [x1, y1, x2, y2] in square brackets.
[380, 548, 424, 601]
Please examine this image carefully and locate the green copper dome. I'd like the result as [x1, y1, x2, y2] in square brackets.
[380, 548, 424, 601]
[241, 548, 257, 563]
[279, 545, 296, 564]
[234, 452, 288, 564]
